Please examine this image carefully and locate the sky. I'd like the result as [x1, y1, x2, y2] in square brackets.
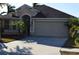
[47, 3, 79, 17]
[0, 3, 79, 17]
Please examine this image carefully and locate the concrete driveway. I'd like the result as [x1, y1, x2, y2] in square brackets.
[0, 36, 67, 55]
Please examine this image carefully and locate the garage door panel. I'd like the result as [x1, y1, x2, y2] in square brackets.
[34, 20, 68, 37]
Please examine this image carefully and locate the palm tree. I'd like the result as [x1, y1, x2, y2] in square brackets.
[0, 3, 15, 14]
[7, 4, 15, 13]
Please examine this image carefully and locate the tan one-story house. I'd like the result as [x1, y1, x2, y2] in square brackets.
[0, 3, 76, 38]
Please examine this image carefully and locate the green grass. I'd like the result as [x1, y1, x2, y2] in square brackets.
[0, 38, 15, 43]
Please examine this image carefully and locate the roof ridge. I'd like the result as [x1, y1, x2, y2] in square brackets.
[16, 4, 32, 10]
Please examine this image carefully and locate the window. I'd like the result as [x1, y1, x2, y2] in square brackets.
[10, 20, 17, 30]
[4, 20, 9, 29]
[4, 20, 17, 30]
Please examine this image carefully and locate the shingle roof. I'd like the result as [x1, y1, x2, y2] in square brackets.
[33, 4, 76, 18]
[0, 4, 77, 19]
[33, 12, 46, 18]
[16, 4, 39, 16]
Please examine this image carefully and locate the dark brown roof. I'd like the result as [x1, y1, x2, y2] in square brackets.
[33, 4, 76, 18]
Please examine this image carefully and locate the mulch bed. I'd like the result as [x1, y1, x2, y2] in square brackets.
[0, 34, 27, 43]
[1, 34, 27, 40]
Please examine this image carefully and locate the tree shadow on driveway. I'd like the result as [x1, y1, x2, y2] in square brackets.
[9, 46, 32, 55]
[24, 36, 67, 47]
[0, 46, 32, 55]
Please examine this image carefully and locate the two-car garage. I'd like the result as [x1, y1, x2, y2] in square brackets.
[31, 18, 68, 38]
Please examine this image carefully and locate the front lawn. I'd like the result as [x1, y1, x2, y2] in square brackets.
[0, 38, 15, 43]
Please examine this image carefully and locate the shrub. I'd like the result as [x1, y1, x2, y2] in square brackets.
[68, 18, 79, 46]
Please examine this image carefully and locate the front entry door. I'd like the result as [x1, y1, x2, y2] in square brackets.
[22, 15, 30, 36]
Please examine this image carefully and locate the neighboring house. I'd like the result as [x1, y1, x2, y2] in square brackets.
[0, 3, 76, 38]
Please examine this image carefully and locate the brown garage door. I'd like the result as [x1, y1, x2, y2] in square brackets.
[34, 20, 68, 37]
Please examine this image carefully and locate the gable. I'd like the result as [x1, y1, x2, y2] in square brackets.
[16, 4, 39, 17]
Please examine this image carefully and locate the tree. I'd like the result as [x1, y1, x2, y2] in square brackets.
[7, 4, 15, 13]
[68, 18, 79, 45]
[0, 4, 16, 14]
[0, 3, 16, 42]
[0, 3, 7, 40]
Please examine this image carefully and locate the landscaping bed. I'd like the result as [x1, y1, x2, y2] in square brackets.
[0, 34, 27, 43]
[0, 38, 15, 43]
[63, 39, 74, 48]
